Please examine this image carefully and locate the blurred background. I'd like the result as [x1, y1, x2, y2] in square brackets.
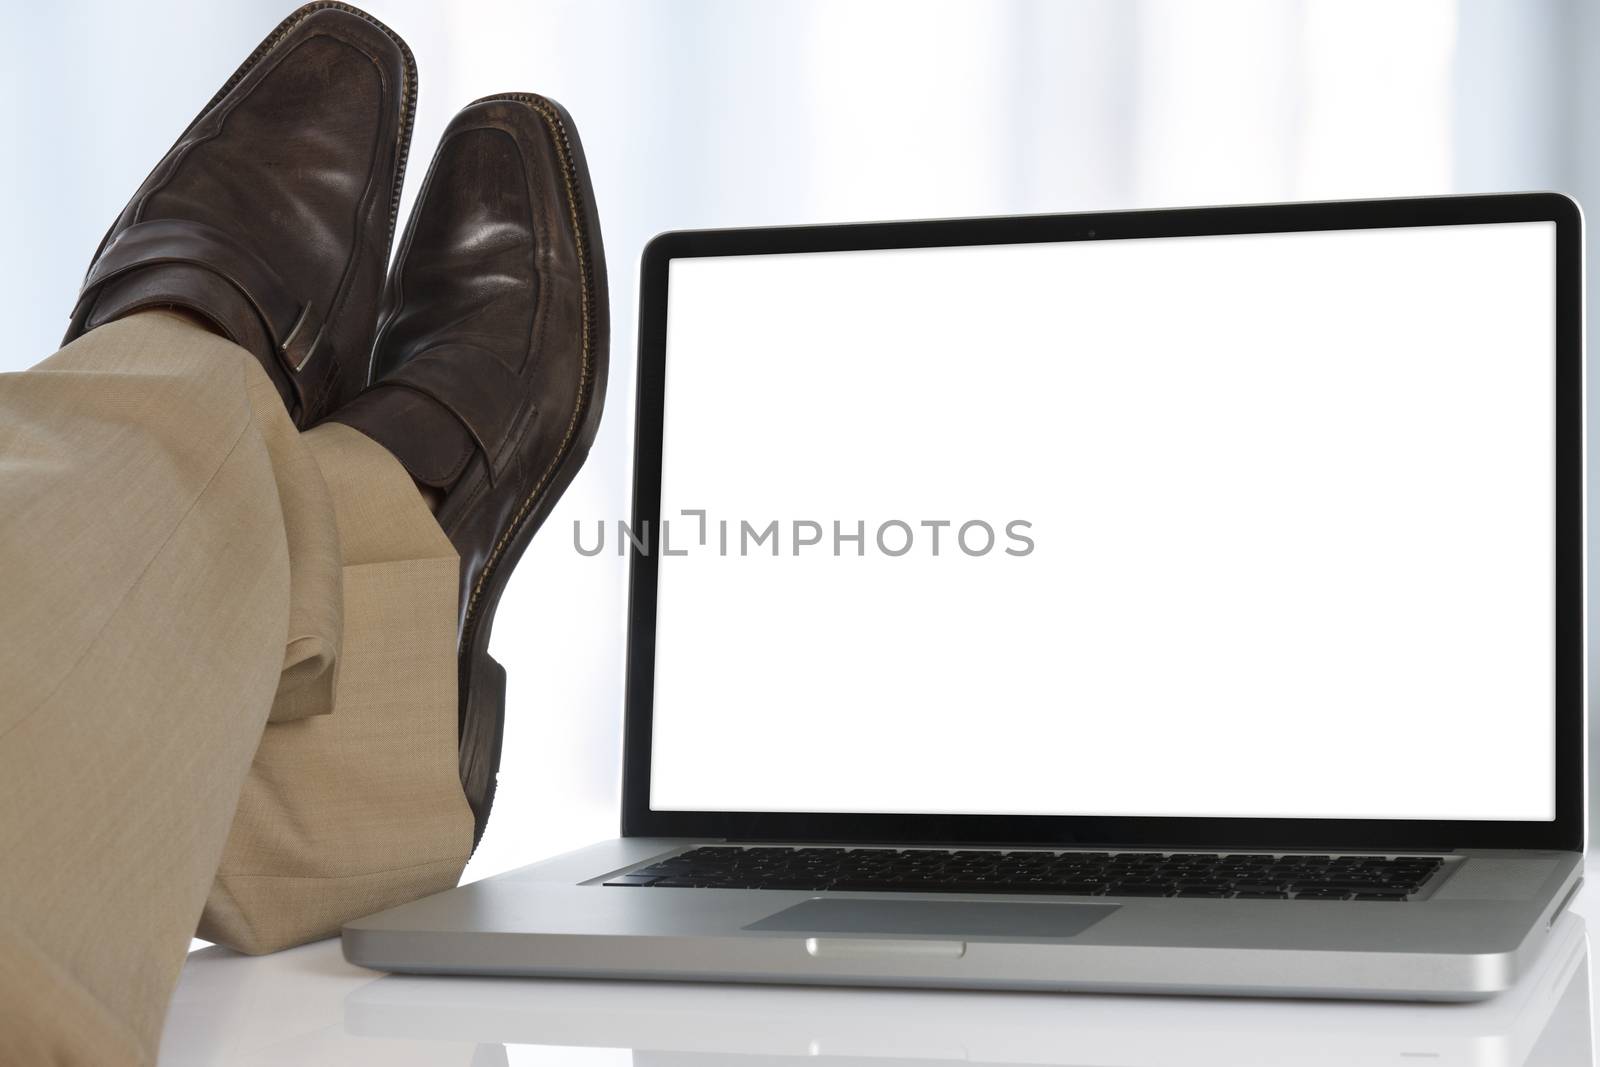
[2, 0, 1595, 895]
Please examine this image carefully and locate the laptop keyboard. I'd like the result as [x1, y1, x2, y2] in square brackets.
[604, 846, 1445, 900]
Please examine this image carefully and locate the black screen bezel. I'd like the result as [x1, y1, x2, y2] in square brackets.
[622, 193, 1585, 852]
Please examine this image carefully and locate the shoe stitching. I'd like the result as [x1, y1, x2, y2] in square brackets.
[458, 96, 598, 647]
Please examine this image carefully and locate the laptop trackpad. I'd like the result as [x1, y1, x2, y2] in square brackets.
[743, 897, 1116, 939]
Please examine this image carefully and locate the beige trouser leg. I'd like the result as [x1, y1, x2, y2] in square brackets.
[0, 312, 472, 1066]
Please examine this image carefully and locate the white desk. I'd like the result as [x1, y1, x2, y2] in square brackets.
[159, 862, 1598, 1066]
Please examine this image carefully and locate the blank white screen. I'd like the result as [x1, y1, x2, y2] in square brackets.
[649, 221, 1557, 821]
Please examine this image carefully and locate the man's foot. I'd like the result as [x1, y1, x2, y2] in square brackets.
[330, 94, 610, 843]
[65, 2, 417, 429]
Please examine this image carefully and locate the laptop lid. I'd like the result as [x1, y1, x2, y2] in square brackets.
[623, 193, 1584, 852]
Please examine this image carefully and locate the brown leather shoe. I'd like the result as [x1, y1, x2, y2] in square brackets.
[330, 94, 609, 842]
[64, 2, 417, 428]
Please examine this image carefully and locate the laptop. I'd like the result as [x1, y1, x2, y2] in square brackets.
[344, 914, 1591, 1065]
[344, 192, 1587, 1001]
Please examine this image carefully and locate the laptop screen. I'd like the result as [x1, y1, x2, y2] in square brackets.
[647, 220, 1558, 823]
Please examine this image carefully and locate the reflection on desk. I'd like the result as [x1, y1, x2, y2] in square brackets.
[162, 911, 1590, 1066]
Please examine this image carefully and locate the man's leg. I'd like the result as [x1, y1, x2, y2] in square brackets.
[0, 308, 470, 1062]
[199, 421, 472, 954]
[0, 311, 306, 1064]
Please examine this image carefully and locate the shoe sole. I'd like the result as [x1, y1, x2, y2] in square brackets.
[456, 93, 611, 848]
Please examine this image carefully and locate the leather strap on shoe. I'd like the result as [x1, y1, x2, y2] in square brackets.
[384, 344, 532, 486]
[74, 218, 319, 372]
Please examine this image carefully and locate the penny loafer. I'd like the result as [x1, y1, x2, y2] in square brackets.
[65, 1, 417, 428]
[331, 94, 610, 842]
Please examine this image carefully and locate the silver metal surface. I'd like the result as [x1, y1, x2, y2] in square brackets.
[339, 912, 1592, 1065]
[342, 838, 1583, 1001]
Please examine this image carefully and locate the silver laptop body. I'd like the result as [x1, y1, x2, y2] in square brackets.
[345, 193, 1587, 1001]
[344, 913, 1591, 1064]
